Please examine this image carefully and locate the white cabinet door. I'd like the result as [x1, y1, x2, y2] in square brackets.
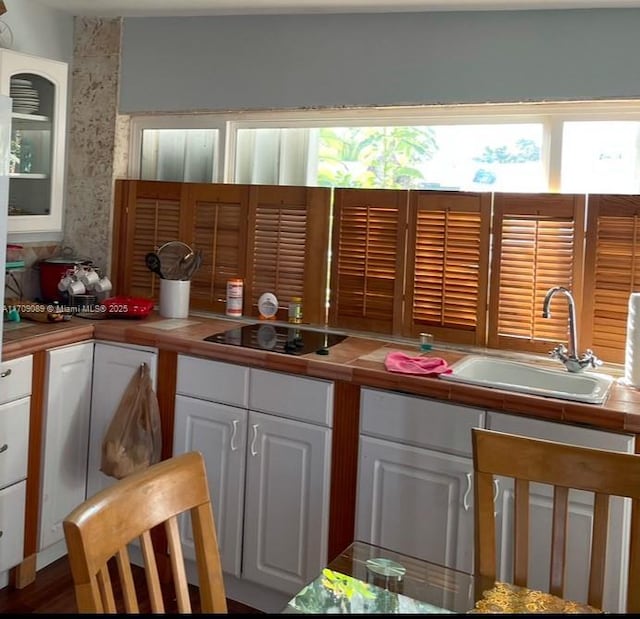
[357, 387, 482, 574]
[356, 435, 475, 574]
[487, 412, 634, 613]
[39, 342, 94, 551]
[173, 394, 247, 577]
[87, 342, 157, 498]
[173, 358, 333, 601]
[243, 410, 332, 595]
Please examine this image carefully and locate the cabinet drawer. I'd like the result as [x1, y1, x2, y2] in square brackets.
[177, 355, 249, 408]
[0, 355, 32, 405]
[249, 368, 333, 426]
[486, 411, 635, 453]
[0, 397, 30, 488]
[360, 388, 484, 457]
[0, 480, 26, 572]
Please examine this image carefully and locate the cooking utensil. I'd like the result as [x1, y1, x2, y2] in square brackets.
[181, 249, 202, 280]
[156, 241, 193, 280]
[145, 252, 164, 279]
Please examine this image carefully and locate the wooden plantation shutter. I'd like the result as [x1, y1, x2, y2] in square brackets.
[329, 188, 407, 335]
[404, 191, 490, 345]
[183, 183, 249, 314]
[245, 185, 331, 324]
[582, 195, 640, 364]
[488, 193, 585, 354]
[112, 180, 187, 299]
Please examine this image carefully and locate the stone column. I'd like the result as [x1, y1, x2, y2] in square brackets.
[64, 16, 126, 277]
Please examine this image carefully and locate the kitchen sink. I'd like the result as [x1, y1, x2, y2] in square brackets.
[440, 355, 614, 404]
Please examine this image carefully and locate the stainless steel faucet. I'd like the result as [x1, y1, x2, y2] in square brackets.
[541, 286, 600, 373]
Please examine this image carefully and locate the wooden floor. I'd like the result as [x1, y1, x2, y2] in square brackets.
[0, 555, 264, 614]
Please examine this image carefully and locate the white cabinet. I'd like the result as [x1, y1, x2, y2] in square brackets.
[173, 356, 333, 598]
[486, 411, 635, 614]
[87, 342, 157, 499]
[174, 394, 247, 578]
[38, 342, 94, 565]
[356, 387, 484, 574]
[0, 49, 68, 233]
[242, 408, 331, 594]
[0, 354, 32, 577]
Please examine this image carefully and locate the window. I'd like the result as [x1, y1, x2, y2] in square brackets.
[126, 102, 640, 364]
[561, 121, 640, 194]
[130, 114, 227, 183]
[129, 102, 640, 192]
[140, 128, 219, 183]
[233, 122, 545, 192]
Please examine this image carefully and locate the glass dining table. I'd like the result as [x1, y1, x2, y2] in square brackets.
[283, 541, 475, 614]
[282, 541, 603, 614]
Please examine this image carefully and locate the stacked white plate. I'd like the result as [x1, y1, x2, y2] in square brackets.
[10, 77, 40, 114]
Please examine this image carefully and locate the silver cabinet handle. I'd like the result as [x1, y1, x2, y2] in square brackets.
[0, 444, 7, 454]
[230, 419, 239, 452]
[463, 472, 472, 511]
[0, 369, 11, 378]
[493, 478, 500, 517]
[250, 424, 259, 456]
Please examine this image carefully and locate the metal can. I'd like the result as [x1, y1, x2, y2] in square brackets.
[226, 279, 244, 317]
[288, 296, 303, 324]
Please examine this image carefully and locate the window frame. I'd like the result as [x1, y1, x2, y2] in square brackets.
[128, 99, 640, 192]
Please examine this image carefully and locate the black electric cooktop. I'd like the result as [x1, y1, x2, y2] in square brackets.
[204, 323, 347, 355]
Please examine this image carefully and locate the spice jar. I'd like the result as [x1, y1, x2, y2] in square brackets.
[226, 279, 244, 317]
[288, 297, 303, 324]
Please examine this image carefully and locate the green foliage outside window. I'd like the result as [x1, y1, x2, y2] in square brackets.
[316, 126, 438, 189]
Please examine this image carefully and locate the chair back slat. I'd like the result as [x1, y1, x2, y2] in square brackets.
[587, 492, 609, 609]
[165, 515, 192, 612]
[97, 566, 114, 612]
[191, 502, 227, 612]
[472, 428, 640, 613]
[115, 547, 140, 613]
[629, 497, 640, 613]
[63, 452, 227, 614]
[549, 485, 569, 597]
[474, 470, 498, 580]
[140, 529, 165, 612]
[513, 478, 530, 587]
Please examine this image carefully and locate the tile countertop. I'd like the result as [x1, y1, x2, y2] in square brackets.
[3, 312, 640, 435]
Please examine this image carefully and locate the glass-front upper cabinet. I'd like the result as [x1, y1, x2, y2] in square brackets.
[0, 49, 68, 234]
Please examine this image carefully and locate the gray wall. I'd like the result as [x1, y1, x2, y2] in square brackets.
[4, 0, 73, 63]
[120, 9, 640, 113]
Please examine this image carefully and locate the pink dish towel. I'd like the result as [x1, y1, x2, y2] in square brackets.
[384, 351, 452, 376]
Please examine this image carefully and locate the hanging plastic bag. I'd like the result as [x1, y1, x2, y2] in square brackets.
[100, 362, 162, 480]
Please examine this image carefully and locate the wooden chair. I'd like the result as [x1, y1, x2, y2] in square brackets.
[63, 451, 227, 613]
[471, 427, 640, 613]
